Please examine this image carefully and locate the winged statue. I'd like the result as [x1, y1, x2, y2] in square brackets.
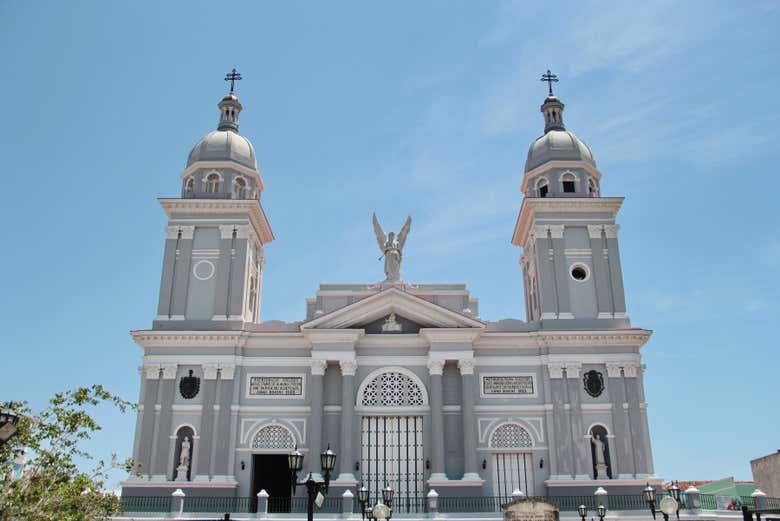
[372, 213, 412, 282]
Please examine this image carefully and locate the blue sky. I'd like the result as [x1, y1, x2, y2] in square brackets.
[1, 1, 779, 489]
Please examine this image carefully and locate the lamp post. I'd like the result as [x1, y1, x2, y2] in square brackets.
[0, 411, 20, 446]
[597, 503, 607, 521]
[578, 504, 588, 521]
[644, 482, 680, 521]
[357, 484, 394, 521]
[289, 445, 337, 521]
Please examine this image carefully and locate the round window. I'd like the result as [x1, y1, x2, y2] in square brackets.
[570, 265, 589, 281]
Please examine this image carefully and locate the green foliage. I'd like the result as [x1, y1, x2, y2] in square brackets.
[0, 385, 135, 521]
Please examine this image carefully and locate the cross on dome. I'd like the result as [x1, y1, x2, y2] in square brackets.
[540, 69, 559, 96]
[224, 68, 242, 94]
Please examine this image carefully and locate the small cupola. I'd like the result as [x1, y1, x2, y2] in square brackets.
[218, 68, 243, 133]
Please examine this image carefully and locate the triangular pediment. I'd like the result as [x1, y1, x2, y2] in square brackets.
[301, 287, 485, 330]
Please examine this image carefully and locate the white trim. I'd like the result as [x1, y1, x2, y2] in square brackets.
[173, 423, 198, 437]
[479, 372, 538, 398]
[512, 197, 623, 247]
[231, 405, 310, 413]
[245, 373, 306, 400]
[192, 259, 216, 281]
[569, 262, 591, 282]
[355, 406, 431, 415]
[586, 422, 611, 436]
[581, 403, 613, 411]
[171, 404, 203, 412]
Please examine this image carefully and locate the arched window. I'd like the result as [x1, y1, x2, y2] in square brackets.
[206, 173, 221, 193]
[252, 424, 295, 450]
[184, 177, 195, 196]
[234, 177, 247, 199]
[588, 177, 598, 196]
[562, 172, 576, 193]
[489, 423, 534, 448]
[536, 178, 549, 198]
[358, 369, 426, 407]
[248, 275, 257, 313]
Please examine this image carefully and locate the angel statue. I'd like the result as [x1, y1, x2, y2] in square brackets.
[372, 213, 412, 282]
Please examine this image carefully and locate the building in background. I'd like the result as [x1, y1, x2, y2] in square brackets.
[752, 451, 780, 498]
[121, 74, 659, 505]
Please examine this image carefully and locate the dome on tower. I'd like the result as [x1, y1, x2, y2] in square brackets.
[525, 128, 595, 172]
[524, 94, 595, 173]
[186, 90, 258, 171]
[187, 129, 258, 170]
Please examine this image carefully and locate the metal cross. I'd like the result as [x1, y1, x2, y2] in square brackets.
[540, 69, 558, 96]
[224, 68, 242, 93]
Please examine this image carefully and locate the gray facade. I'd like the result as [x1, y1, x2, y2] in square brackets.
[122, 88, 659, 502]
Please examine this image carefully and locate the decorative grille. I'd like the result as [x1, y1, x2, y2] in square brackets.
[490, 423, 533, 448]
[252, 425, 295, 449]
[360, 371, 425, 407]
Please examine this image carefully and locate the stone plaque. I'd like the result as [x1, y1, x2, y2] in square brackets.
[483, 375, 534, 396]
[249, 376, 303, 397]
[503, 499, 559, 521]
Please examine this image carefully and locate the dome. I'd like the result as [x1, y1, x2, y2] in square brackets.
[525, 129, 595, 172]
[186, 130, 258, 170]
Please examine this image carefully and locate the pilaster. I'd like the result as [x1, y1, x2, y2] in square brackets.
[457, 359, 481, 481]
[337, 360, 357, 483]
[427, 359, 447, 481]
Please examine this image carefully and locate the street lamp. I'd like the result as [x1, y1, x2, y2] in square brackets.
[357, 484, 394, 521]
[0, 411, 20, 446]
[597, 503, 607, 521]
[644, 482, 680, 521]
[578, 504, 588, 521]
[289, 445, 337, 521]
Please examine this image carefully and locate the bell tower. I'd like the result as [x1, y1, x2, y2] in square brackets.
[512, 72, 629, 328]
[153, 71, 274, 330]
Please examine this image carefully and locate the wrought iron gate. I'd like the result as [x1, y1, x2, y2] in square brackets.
[360, 416, 424, 512]
[492, 452, 534, 498]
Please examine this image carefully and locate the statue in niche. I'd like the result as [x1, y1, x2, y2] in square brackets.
[175, 436, 191, 481]
[591, 433, 609, 479]
[381, 313, 403, 333]
[372, 213, 412, 282]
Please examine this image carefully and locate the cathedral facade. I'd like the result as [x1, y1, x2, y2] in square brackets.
[121, 78, 659, 505]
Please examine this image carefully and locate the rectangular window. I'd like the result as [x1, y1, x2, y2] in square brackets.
[563, 181, 575, 193]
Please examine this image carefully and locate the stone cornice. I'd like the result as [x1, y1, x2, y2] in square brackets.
[419, 328, 483, 344]
[302, 329, 365, 345]
[511, 197, 624, 247]
[475, 329, 652, 349]
[159, 198, 274, 245]
[132, 330, 252, 349]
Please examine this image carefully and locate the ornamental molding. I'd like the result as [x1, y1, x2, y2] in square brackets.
[475, 329, 652, 349]
[457, 359, 475, 375]
[427, 359, 445, 376]
[547, 363, 564, 379]
[219, 224, 254, 240]
[165, 225, 195, 240]
[339, 360, 357, 376]
[310, 359, 328, 376]
[132, 330, 252, 349]
[159, 198, 274, 245]
[301, 287, 485, 331]
[161, 364, 178, 379]
[606, 362, 640, 378]
[144, 365, 162, 379]
[521, 160, 603, 192]
[564, 363, 581, 378]
[512, 197, 624, 247]
[302, 329, 365, 346]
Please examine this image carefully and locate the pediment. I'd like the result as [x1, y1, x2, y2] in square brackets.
[301, 287, 485, 331]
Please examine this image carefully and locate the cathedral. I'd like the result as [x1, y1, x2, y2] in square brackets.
[121, 72, 659, 508]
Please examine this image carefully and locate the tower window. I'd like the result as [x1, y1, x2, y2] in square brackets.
[234, 177, 247, 199]
[562, 172, 576, 193]
[570, 264, 590, 281]
[184, 177, 194, 196]
[588, 177, 598, 195]
[536, 179, 549, 198]
[206, 173, 220, 193]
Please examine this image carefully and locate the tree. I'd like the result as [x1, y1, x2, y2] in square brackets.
[0, 385, 134, 521]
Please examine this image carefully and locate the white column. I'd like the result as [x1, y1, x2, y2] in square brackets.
[458, 359, 480, 480]
[337, 360, 357, 482]
[427, 359, 447, 481]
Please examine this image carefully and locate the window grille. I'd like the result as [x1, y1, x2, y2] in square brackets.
[360, 371, 425, 407]
[252, 424, 295, 449]
[490, 423, 533, 448]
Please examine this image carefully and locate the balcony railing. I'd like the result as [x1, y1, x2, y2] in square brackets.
[119, 493, 780, 516]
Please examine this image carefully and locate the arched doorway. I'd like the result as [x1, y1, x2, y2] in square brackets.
[489, 422, 536, 498]
[357, 368, 428, 510]
[250, 423, 296, 511]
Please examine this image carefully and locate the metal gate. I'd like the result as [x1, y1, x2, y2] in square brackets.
[360, 416, 424, 512]
[492, 452, 534, 498]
